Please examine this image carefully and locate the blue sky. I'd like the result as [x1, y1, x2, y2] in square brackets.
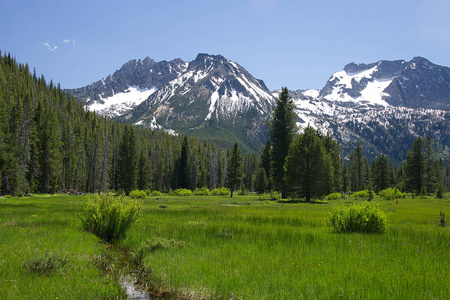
[2, 0, 450, 91]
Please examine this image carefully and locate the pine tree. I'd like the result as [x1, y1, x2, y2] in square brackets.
[349, 141, 365, 191]
[227, 143, 243, 198]
[37, 108, 62, 193]
[117, 126, 138, 194]
[284, 126, 333, 202]
[405, 137, 426, 194]
[372, 154, 391, 193]
[178, 135, 190, 189]
[259, 140, 272, 189]
[137, 148, 152, 190]
[424, 135, 436, 194]
[269, 87, 297, 199]
[254, 167, 268, 194]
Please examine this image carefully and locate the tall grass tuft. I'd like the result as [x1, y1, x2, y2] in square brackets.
[80, 194, 142, 243]
[327, 201, 387, 233]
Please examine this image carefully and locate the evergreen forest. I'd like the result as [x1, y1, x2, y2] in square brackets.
[1, 53, 449, 198]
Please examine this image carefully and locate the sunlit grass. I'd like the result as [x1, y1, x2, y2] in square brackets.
[0, 195, 126, 299]
[1, 194, 449, 299]
[127, 194, 450, 299]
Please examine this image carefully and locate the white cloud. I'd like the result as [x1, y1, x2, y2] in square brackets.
[43, 42, 57, 52]
[63, 39, 77, 46]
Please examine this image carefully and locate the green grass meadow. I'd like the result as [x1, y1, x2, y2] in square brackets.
[1, 194, 449, 299]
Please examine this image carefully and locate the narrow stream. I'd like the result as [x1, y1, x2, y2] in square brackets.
[120, 275, 152, 300]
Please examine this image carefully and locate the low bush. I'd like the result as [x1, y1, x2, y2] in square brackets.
[379, 188, 406, 200]
[174, 189, 193, 196]
[270, 191, 281, 201]
[351, 190, 375, 200]
[151, 190, 162, 196]
[419, 186, 428, 199]
[23, 253, 69, 274]
[238, 188, 249, 195]
[325, 192, 342, 201]
[80, 194, 142, 243]
[129, 189, 147, 198]
[193, 187, 210, 196]
[211, 187, 230, 196]
[326, 202, 388, 233]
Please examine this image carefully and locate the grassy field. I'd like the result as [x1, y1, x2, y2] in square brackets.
[1, 193, 449, 299]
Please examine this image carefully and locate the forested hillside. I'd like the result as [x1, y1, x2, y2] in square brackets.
[0, 53, 245, 196]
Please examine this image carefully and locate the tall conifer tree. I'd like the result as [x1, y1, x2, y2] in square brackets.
[227, 143, 243, 198]
[269, 87, 296, 199]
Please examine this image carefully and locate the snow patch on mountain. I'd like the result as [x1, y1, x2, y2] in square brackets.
[323, 66, 393, 107]
[88, 86, 157, 117]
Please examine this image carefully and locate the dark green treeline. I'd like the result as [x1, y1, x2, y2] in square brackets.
[1, 54, 448, 198]
[0, 53, 239, 196]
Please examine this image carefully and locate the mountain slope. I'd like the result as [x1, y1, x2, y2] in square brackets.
[67, 57, 187, 117]
[118, 54, 275, 151]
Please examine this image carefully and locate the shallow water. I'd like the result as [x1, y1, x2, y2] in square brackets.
[120, 275, 151, 300]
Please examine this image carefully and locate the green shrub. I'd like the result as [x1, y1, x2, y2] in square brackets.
[79, 194, 142, 243]
[151, 190, 162, 196]
[129, 189, 147, 198]
[211, 187, 230, 196]
[174, 189, 193, 196]
[23, 253, 69, 274]
[238, 188, 249, 195]
[419, 186, 428, 199]
[325, 192, 342, 201]
[436, 183, 444, 199]
[351, 190, 375, 200]
[326, 202, 388, 233]
[270, 191, 281, 201]
[144, 188, 152, 196]
[193, 187, 210, 196]
[380, 188, 406, 200]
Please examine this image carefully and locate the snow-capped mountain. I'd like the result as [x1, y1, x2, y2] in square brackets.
[111, 54, 273, 151]
[68, 57, 188, 117]
[69, 54, 450, 161]
[320, 57, 450, 110]
[277, 57, 450, 163]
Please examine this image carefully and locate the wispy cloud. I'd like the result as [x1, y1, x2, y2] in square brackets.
[63, 39, 77, 46]
[43, 42, 57, 52]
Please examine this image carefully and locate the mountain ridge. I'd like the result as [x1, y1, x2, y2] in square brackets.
[68, 54, 450, 161]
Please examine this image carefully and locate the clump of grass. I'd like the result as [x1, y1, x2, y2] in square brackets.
[136, 237, 186, 265]
[215, 228, 233, 239]
[327, 202, 388, 233]
[437, 211, 447, 227]
[23, 253, 69, 274]
[79, 194, 142, 243]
